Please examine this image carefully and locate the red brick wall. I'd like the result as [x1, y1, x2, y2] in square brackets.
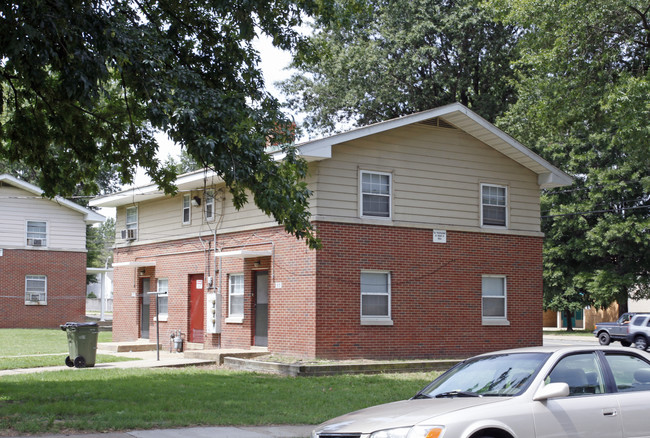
[111, 229, 317, 355]
[110, 222, 542, 359]
[313, 222, 543, 359]
[0, 249, 86, 328]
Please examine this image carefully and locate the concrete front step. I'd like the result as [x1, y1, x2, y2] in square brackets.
[184, 348, 268, 365]
[98, 341, 162, 352]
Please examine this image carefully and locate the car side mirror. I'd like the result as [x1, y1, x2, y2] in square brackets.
[533, 382, 570, 401]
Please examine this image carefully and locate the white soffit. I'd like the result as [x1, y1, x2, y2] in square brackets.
[214, 250, 272, 259]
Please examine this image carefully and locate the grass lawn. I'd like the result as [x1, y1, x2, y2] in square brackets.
[0, 329, 135, 370]
[0, 367, 437, 435]
[0, 329, 441, 435]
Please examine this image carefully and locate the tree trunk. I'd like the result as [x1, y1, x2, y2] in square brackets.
[564, 309, 574, 332]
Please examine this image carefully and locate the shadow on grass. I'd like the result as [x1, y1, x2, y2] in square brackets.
[0, 367, 436, 435]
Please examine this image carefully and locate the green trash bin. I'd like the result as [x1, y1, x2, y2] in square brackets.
[60, 322, 99, 368]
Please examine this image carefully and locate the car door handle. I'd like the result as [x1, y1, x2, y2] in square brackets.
[602, 408, 617, 417]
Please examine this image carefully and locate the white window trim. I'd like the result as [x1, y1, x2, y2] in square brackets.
[480, 183, 508, 229]
[154, 279, 169, 322]
[25, 220, 48, 248]
[226, 273, 244, 323]
[125, 206, 138, 230]
[205, 189, 215, 222]
[25, 275, 47, 305]
[360, 270, 393, 326]
[359, 170, 392, 220]
[482, 275, 509, 326]
[182, 194, 191, 225]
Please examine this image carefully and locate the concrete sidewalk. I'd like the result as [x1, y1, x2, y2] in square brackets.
[0, 347, 216, 377]
[32, 425, 314, 438]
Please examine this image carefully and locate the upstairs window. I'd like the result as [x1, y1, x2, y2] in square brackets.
[361, 171, 391, 218]
[205, 189, 215, 221]
[25, 275, 47, 305]
[126, 206, 138, 230]
[481, 184, 507, 227]
[26, 221, 47, 247]
[182, 195, 191, 224]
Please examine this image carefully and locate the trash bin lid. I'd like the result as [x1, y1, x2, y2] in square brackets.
[61, 322, 99, 328]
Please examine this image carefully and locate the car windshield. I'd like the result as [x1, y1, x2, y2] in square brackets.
[416, 353, 550, 398]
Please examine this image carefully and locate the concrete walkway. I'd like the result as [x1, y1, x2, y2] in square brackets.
[32, 425, 314, 438]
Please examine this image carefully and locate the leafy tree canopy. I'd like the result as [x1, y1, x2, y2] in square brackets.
[490, 0, 650, 314]
[281, 0, 519, 134]
[1, 0, 322, 248]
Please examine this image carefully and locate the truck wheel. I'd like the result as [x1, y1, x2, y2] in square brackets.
[634, 336, 648, 351]
[598, 332, 611, 345]
[621, 340, 632, 347]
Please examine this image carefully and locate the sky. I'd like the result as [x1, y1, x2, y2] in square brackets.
[136, 35, 298, 187]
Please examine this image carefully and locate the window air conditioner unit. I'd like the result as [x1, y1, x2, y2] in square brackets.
[27, 238, 44, 246]
[30, 294, 42, 301]
[121, 229, 137, 240]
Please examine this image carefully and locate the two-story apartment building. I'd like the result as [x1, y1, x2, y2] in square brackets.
[0, 174, 105, 328]
[91, 103, 572, 359]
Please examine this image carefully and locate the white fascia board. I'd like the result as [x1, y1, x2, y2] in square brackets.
[90, 169, 224, 208]
[294, 103, 572, 187]
[1, 174, 105, 223]
[295, 103, 465, 159]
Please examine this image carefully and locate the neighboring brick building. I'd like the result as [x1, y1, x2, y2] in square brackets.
[91, 103, 572, 359]
[0, 174, 105, 328]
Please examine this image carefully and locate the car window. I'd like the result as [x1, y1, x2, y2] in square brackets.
[604, 353, 650, 393]
[630, 316, 646, 327]
[420, 353, 549, 398]
[546, 353, 606, 396]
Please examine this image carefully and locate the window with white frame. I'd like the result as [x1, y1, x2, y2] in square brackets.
[126, 206, 138, 230]
[156, 278, 169, 321]
[26, 221, 47, 247]
[228, 274, 244, 320]
[25, 275, 47, 304]
[205, 189, 215, 221]
[182, 194, 191, 224]
[360, 271, 392, 325]
[482, 276, 508, 325]
[481, 184, 507, 227]
[360, 171, 391, 218]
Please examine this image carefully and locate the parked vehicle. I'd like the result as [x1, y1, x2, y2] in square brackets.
[592, 312, 644, 346]
[626, 314, 650, 351]
[311, 346, 650, 438]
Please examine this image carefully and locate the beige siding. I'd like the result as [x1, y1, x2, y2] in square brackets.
[0, 185, 87, 250]
[115, 124, 543, 246]
[312, 124, 542, 234]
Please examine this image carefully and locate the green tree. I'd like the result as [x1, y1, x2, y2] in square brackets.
[86, 218, 115, 284]
[281, 0, 519, 134]
[1, 0, 321, 248]
[491, 0, 650, 322]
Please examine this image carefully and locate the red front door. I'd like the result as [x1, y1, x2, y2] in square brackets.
[189, 274, 205, 343]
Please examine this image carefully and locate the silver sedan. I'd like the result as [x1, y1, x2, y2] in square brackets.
[312, 346, 650, 438]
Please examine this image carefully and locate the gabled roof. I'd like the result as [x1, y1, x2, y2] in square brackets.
[0, 174, 105, 223]
[294, 102, 572, 189]
[90, 103, 572, 208]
